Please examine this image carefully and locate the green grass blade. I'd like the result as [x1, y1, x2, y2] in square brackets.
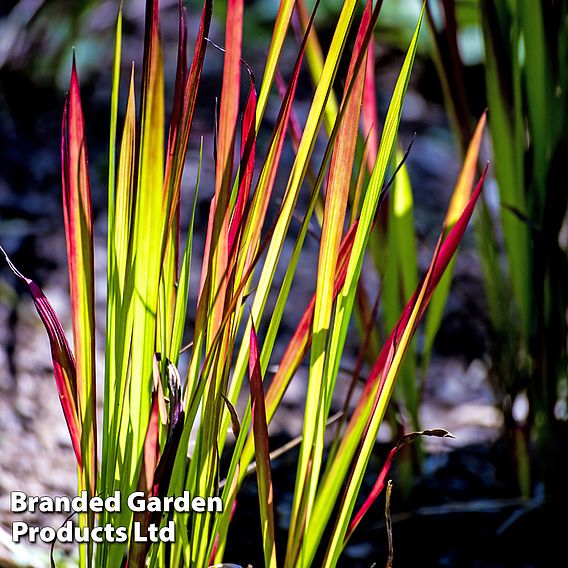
[129, 0, 164, 481]
[382, 149, 418, 425]
[310, 166, 487, 568]
[170, 141, 202, 363]
[256, 0, 295, 125]
[287, 4, 372, 560]
[298, 9, 425, 565]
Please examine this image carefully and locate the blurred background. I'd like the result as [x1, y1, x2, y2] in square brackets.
[0, 1, 566, 566]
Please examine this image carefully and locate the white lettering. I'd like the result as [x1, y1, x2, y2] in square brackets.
[39, 526, 56, 543]
[89, 497, 103, 513]
[11, 522, 28, 542]
[10, 492, 28, 513]
[105, 492, 120, 512]
[71, 491, 88, 513]
[115, 526, 128, 542]
[160, 521, 175, 542]
[207, 496, 223, 512]
[127, 492, 146, 512]
[192, 497, 205, 512]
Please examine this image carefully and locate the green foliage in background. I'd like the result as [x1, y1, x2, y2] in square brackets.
[424, 0, 568, 498]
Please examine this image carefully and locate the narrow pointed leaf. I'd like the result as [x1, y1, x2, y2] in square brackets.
[200, 0, 243, 344]
[422, 111, 487, 374]
[228, 73, 257, 257]
[1, 250, 81, 466]
[361, 1, 379, 172]
[346, 429, 454, 540]
[214, 0, 322, 488]
[310, 165, 488, 567]
[221, 394, 241, 441]
[295, 0, 339, 134]
[255, 0, 296, 124]
[382, 151, 418, 424]
[289, 4, 373, 552]
[61, 59, 97, 504]
[170, 142, 202, 362]
[249, 322, 277, 568]
[128, 394, 161, 568]
[129, 0, 164, 476]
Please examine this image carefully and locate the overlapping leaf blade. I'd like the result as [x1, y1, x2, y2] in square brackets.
[248, 323, 277, 568]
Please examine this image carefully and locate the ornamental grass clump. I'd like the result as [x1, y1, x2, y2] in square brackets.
[423, 0, 568, 498]
[2, 0, 488, 566]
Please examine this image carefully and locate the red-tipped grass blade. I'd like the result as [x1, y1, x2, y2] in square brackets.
[346, 429, 454, 540]
[198, 0, 243, 344]
[308, 165, 488, 566]
[167, 0, 188, 157]
[249, 321, 277, 568]
[61, 57, 97, 493]
[1, 249, 82, 467]
[163, 0, 212, 235]
[228, 71, 257, 257]
[361, 0, 379, 172]
[369, 165, 489, 397]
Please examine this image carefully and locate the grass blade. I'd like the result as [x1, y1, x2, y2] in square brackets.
[129, 0, 164, 481]
[61, 58, 97, 500]
[312, 165, 488, 567]
[128, 395, 160, 568]
[61, 58, 98, 566]
[382, 149, 418, 426]
[346, 429, 454, 540]
[1, 249, 81, 466]
[249, 322, 277, 568]
[422, 111, 487, 375]
[287, 3, 373, 557]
